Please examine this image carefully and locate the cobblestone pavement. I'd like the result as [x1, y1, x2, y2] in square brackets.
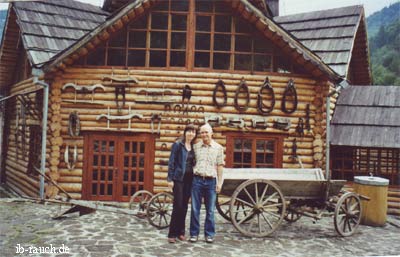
[0, 198, 399, 257]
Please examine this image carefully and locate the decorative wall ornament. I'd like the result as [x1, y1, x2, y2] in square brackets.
[96, 106, 143, 129]
[62, 83, 105, 104]
[134, 82, 175, 104]
[204, 114, 223, 127]
[68, 111, 81, 137]
[115, 86, 126, 112]
[212, 79, 227, 108]
[226, 117, 245, 129]
[257, 77, 275, 115]
[251, 118, 268, 129]
[234, 79, 250, 112]
[282, 79, 298, 114]
[150, 114, 162, 134]
[182, 84, 192, 104]
[64, 144, 78, 170]
[296, 118, 305, 137]
[273, 118, 291, 131]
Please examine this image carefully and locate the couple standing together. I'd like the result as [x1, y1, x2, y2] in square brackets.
[167, 123, 224, 244]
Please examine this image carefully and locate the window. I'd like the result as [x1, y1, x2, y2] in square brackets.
[225, 133, 283, 168]
[332, 146, 400, 185]
[81, 0, 296, 74]
[28, 125, 42, 176]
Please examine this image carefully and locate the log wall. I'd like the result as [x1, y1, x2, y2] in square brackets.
[3, 78, 46, 197]
[50, 67, 328, 197]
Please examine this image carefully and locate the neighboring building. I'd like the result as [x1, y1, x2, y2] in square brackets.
[331, 85, 400, 185]
[0, 0, 371, 201]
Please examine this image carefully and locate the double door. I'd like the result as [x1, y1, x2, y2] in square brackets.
[83, 133, 154, 201]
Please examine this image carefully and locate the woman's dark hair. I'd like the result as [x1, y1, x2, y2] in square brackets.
[183, 124, 198, 145]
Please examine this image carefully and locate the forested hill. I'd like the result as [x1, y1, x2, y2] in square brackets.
[367, 2, 400, 85]
[367, 2, 400, 37]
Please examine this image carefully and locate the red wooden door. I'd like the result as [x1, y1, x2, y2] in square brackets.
[83, 133, 154, 201]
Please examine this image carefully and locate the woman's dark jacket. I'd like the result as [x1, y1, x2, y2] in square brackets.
[167, 139, 192, 182]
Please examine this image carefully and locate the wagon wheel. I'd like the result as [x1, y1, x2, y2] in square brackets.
[230, 179, 286, 237]
[284, 209, 301, 223]
[334, 192, 362, 237]
[147, 192, 174, 229]
[129, 190, 153, 217]
[216, 194, 231, 221]
[216, 194, 251, 222]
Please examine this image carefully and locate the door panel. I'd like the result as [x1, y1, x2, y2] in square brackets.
[83, 133, 154, 201]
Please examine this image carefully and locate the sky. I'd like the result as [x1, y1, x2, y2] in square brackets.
[0, 0, 398, 17]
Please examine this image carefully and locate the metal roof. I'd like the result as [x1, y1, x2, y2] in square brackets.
[274, 5, 364, 78]
[331, 86, 400, 148]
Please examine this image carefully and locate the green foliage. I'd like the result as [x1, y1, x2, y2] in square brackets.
[367, 2, 400, 37]
[368, 4, 400, 86]
[369, 23, 400, 85]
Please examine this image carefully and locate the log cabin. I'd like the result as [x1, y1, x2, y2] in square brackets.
[0, 0, 375, 203]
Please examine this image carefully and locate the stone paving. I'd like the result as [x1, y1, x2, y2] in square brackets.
[0, 197, 399, 257]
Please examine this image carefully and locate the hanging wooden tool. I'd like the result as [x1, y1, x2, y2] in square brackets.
[205, 114, 223, 127]
[134, 82, 175, 104]
[115, 86, 126, 112]
[282, 79, 298, 114]
[257, 77, 275, 115]
[252, 118, 268, 129]
[150, 114, 162, 134]
[64, 144, 78, 171]
[213, 79, 227, 108]
[296, 118, 305, 137]
[273, 118, 291, 131]
[226, 117, 245, 129]
[68, 111, 81, 137]
[96, 106, 143, 129]
[62, 83, 105, 104]
[234, 79, 250, 112]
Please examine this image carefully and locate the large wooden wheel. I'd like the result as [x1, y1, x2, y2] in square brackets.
[334, 192, 362, 237]
[129, 190, 153, 216]
[216, 194, 232, 221]
[284, 209, 301, 223]
[217, 194, 255, 223]
[146, 192, 174, 229]
[229, 179, 286, 237]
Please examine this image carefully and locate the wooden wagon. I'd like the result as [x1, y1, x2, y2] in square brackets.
[216, 168, 363, 237]
[129, 168, 363, 237]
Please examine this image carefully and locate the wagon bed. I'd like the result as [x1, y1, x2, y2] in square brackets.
[221, 168, 346, 199]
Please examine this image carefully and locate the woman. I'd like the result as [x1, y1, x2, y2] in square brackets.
[167, 124, 198, 243]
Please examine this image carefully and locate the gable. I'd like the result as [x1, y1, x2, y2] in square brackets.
[43, 0, 340, 83]
[275, 5, 371, 84]
[76, 2, 305, 74]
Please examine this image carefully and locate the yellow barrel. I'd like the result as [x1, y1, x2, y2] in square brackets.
[354, 176, 389, 227]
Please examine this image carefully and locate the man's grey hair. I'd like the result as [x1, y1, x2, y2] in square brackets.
[201, 123, 213, 133]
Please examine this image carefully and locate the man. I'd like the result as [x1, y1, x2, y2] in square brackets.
[189, 123, 224, 243]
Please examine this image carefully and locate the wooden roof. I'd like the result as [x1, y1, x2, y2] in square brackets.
[13, 0, 108, 67]
[331, 86, 400, 148]
[0, 0, 108, 88]
[274, 5, 371, 84]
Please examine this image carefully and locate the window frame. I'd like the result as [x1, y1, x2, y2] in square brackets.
[81, 0, 298, 74]
[225, 132, 284, 168]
